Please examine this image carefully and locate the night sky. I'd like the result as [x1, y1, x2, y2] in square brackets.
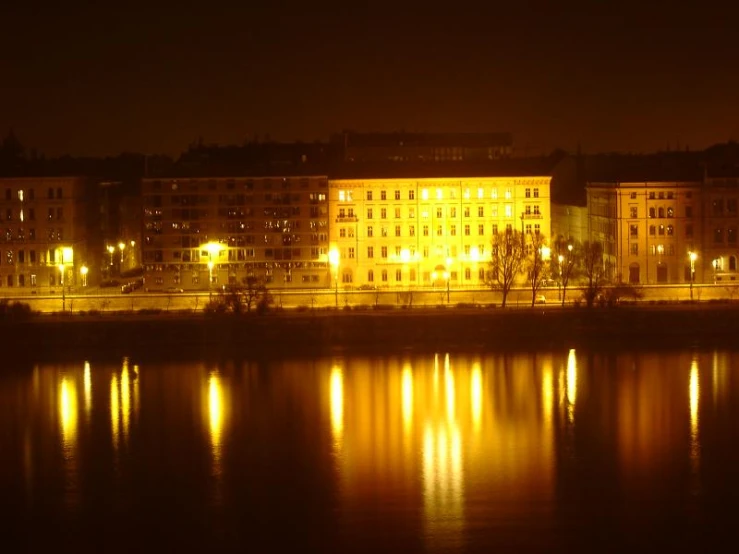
[2, 2, 737, 157]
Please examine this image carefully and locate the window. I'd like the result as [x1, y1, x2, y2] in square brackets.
[367, 191, 373, 201]
[649, 207, 655, 218]
[395, 207, 401, 218]
[421, 189, 428, 200]
[450, 224, 457, 236]
[729, 227, 737, 244]
[436, 225, 443, 236]
[666, 225, 674, 236]
[630, 243, 639, 255]
[381, 246, 388, 258]
[465, 267, 471, 280]
[478, 206, 484, 217]
[382, 270, 388, 282]
[505, 205, 512, 217]
[713, 199, 724, 216]
[367, 226, 373, 237]
[367, 208, 373, 219]
[728, 199, 737, 214]
[409, 225, 415, 236]
[423, 225, 429, 236]
[533, 188, 539, 198]
[409, 207, 415, 218]
[533, 205, 541, 215]
[394, 190, 400, 200]
[381, 208, 387, 219]
[464, 224, 470, 236]
[348, 247, 355, 259]
[534, 224, 540, 235]
[339, 228, 346, 238]
[395, 269, 402, 282]
[685, 206, 692, 217]
[715, 228, 723, 243]
[630, 224, 638, 238]
[658, 207, 665, 218]
[395, 225, 401, 237]
[464, 206, 470, 217]
[381, 227, 388, 237]
[731, 256, 737, 271]
[368, 270, 374, 282]
[630, 207, 638, 218]
[649, 225, 656, 236]
[667, 207, 674, 217]
[491, 189, 498, 200]
[658, 224, 665, 236]
[649, 192, 655, 199]
[478, 224, 484, 235]
[667, 191, 674, 199]
[381, 190, 387, 200]
[409, 190, 415, 200]
[450, 207, 456, 218]
[525, 188, 531, 198]
[658, 192, 664, 199]
[630, 192, 637, 199]
[367, 246, 374, 258]
[685, 224, 693, 238]
[436, 207, 443, 218]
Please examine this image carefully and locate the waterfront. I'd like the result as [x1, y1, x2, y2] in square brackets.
[2, 349, 739, 552]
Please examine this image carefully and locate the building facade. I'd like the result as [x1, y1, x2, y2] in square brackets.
[140, 176, 330, 291]
[588, 180, 705, 284]
[702, 175, 739, 283]
[329, 175, 551, 290]
[0, 177, 92, 293]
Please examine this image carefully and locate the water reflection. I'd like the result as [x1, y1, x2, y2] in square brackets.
[6, 350, 739, 551]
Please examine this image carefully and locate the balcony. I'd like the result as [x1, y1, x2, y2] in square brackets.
[335, 215, 358, 223]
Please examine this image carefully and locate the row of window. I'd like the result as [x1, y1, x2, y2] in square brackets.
[363, 244, 487, 260]
[339, 187, 540, 202]
[1, 228, 64, 242]
[4, 188, 65, 201]
[628, 191, 688, 200]
[362, 267, 487, 283]
[361, 204, 539, 220]
[2, 207, 64, 222]
[362, 223, 541, 238]
[149, 178, 326, 192]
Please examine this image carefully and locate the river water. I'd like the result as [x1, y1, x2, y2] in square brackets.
[1, 349, 738, 552]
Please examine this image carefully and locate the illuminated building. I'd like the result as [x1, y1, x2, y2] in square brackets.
[587, 174, 739, 284]
[0, 177, 91, 292]
[587, 180, 704, 284]
[140, 176, 330, 290]
[329, 173, 551, 289]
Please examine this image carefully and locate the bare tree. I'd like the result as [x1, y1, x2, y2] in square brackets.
[581, 241, 607, 308]
[206, 275, 271, 314]
[527, 233, 550, 307]
[488, 230, 525, 307]
[553, 238, 578, 306]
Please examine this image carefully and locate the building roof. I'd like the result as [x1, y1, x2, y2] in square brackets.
[335, 131, 513, 149]
[328, 159, 557, 180]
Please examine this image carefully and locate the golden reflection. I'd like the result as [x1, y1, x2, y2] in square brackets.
[133, 364, 140, 418]
[566, 349, 577, 423]
[121, 359, 130, 441]
[689, 357, 700, 461]
[208, 373, 225, 462]
[541, 359, 553, 429]
[445, 355, 455, 421]
[471, 363, 482, 432]
[402, 364, 413, 433]
[83, 361, 91, 417]
[59, 376, 78, 450]
[111, 374, 119, 451]
[330, 366, 344, 448]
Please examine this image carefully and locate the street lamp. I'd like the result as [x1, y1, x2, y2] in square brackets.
[107, 245, 115, 270]
[203, 242, 224, 298]
[328, 247, 340, 308]
[118, 242, 126, 267]
[558, 254, 564, 301]
[80, 265, 88, 288]
[688, 251, 697, 300]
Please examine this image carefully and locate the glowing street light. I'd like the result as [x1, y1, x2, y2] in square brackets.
[80, 265, 88, 288]
[688, 251, 697, 300]
[58, 247, 73, 312]
[107, 245, 115, 267]
[328, 247, 340, 308]
[203, 242, 225, 298]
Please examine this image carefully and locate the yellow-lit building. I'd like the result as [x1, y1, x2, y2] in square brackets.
[588, 176, 739, 285]
[329, 174, 551, 289]
[0, 177, 91, 292]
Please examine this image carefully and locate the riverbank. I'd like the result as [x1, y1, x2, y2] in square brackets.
[3, 304, 739, 361]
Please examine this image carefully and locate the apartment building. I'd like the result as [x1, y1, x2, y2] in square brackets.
[702, 174, 739, 283]
[0, 177, 91, 292]
[588, 180, 705, 284]
[329, 174, 551, 289]
[140, 176, 330, 291]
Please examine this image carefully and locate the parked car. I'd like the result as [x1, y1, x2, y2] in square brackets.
[535, 295, 547, 304]
[165, 287, 184, 294]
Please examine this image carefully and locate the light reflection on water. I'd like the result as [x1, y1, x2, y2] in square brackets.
[2, 349, 738, 551]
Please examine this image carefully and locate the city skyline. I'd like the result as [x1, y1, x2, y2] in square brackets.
[2, 3, 738, 158]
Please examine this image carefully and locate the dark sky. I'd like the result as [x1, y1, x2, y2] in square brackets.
[2, 1, 738, 157]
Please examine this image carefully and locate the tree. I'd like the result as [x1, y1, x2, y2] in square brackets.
[581, 241, 607, 307]
[553, 237, 578, 306]
[488, 230, 525, 307]
[527, 233, 550, 307]
[206, 275, 272, 314]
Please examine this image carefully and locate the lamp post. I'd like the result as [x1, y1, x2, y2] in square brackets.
[328, 247, 340, 308]
[558, 254, 564, 301]
[80, 265, 88, 289]
[688, 251, 697, 300]
[107, 245, 115, 276]
[58, 263, 65, 312]
[118, 242, 126, 270]
[203, 242, 225, 298]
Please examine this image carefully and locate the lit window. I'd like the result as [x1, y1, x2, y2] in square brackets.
[368, 246, 374, 258]
[505, 188, 512, 199]
[436, 189, 443, 200]
[491, 189, 498, 199]
[477, 188, 484, 199]
[421, 189, 428, 200]
[463, 188, 470, 199]
[339, 191, 345, 202]
[505, 205, 512, 217]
